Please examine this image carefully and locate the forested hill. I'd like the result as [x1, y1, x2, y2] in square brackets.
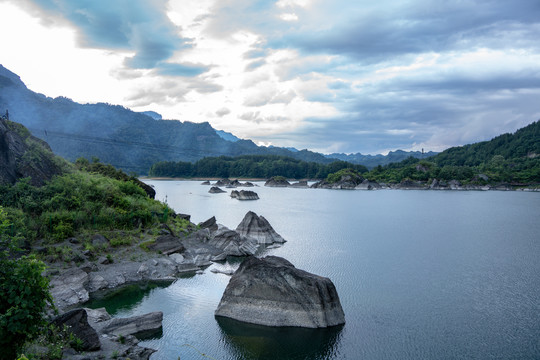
[149, 155, 368, 179]
[432, 120, 540, 166]
[362, 120, 540, 184]
[0, 65, 336, 174]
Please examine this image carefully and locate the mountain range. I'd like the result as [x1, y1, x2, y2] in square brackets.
[1, 64, 433, 174]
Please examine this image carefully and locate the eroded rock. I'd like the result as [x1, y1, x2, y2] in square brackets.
[235, 211, 285, 245]
[215, 256, 345, 328]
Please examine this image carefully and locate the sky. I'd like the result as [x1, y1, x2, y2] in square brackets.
[0, 0, 539, 155]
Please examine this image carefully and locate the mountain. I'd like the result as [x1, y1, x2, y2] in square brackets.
[431, 120, 540, 167]
[139, 111, 162, 120]
[215, 129, 241, 142]
[326, 150, 438, 169]
[0, 65, 337, 174]
[0, 65, 443, 173]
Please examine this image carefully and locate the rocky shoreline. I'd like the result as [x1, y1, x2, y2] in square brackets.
[198, 176, 539, 191]
[43, 211, 287, 359]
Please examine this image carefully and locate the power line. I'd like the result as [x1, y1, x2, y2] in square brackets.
[27, 127, 237, 159]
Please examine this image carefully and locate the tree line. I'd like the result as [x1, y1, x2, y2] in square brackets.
[148, 155, 368, 179]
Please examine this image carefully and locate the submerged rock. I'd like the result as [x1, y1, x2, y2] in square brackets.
[290, 180, 309, 188]
[209, 186, 226, 193]
[355, 179, 381, 190]
[235, 211, 285, 245]
[215, 256, 345, 328]
[101, 312, 163, 339]
[230, 190, 259, 200]
[264, 176, 290, 187]
[215, 178, 231, 186]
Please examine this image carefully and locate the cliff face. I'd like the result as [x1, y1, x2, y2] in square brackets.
[0, 117, 64, 186]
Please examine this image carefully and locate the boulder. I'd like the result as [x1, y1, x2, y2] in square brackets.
[230, 179, 242, 187]
[355, 179, 381, 190]
[199, 216, 218, 232]
[51, 308, 101, 351]
[209, 226, 259, 256]
[290, 180, 308, 188]
[215, 256, 345, 328]
[242, 181, 255, 187]
[91, 234, 109, 247]
[209, 186, 226, 193]
[201, 180, 211, 185]
[264, 176, 290, 187]
[50, 268, 90, 310]
[236, 211, 285, 245]
[215, 178, 231, 186]
[147, 234, 185, 255]
[230, 190, 259, 200]
[102, 312, 163, 339]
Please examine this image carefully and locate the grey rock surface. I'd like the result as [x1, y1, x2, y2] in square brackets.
[147, 234, 185, 255]
[264, 177, 291, 187]
[51, 308, 101, 351]
[209, 186, 226, 193]
[236, 211, 285, 245]
[230, 190, 259, 200]
[101, 312, 164, 338]
[215, 256, 345, 328]
[50, 268, 90, 309]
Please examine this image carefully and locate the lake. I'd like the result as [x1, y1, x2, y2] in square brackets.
[95, 181, 540, 359]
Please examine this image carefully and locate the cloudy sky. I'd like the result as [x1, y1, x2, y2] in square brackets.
[0, 0, 539, 154]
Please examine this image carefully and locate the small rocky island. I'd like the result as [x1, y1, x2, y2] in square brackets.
[230, 190, 259, 200]
[236, 211, 286, 245]
[215, 256, 345, 328]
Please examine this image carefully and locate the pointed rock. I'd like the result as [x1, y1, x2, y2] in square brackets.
[236, 211, 285, 245]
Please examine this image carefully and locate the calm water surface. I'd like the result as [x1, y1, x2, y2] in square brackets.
[93, 181, 540, 359]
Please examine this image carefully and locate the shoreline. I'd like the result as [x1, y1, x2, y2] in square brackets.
[141, 177, 540, 191]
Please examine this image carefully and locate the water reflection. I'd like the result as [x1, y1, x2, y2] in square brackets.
[84, 281, 174, 315]
[216, 316, 344, 360]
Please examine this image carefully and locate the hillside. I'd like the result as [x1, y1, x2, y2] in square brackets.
[361, 121, 540, 185]
[0, 115, 66, 186]
[431, 120, 540, 166]
[0, 65, 336, 174]
[0, 65, 443, 174]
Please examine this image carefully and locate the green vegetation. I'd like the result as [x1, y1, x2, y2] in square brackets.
[149, 155, 368, 179]
[1, 208, 53, 360]
[0, 170, 168, 242]
[327, 168, 364, 184]
[343, 121, 540, 185]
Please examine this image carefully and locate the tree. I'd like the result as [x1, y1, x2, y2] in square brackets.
[0, 207, 53, 359]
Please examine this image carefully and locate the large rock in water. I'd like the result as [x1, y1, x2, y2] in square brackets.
[230, 190, 259, 200]
[215, 256, 345, 328]
[235, 211, 285, 245]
